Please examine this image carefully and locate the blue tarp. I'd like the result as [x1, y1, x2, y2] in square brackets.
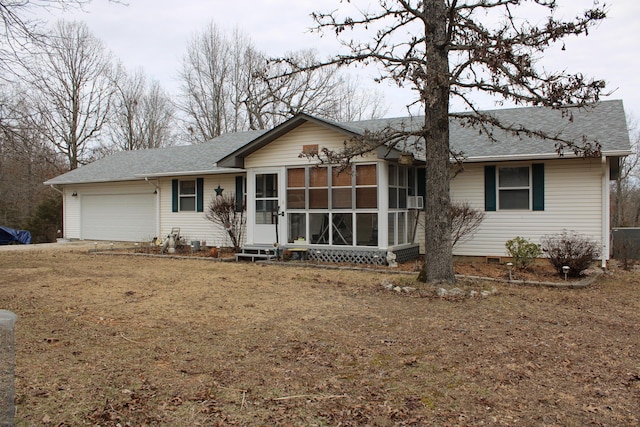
[0, 226, 32, 245]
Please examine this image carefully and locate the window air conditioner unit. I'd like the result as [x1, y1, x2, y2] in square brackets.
[408, 196, 424, 209]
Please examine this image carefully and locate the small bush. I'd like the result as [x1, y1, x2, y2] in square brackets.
[451, 201, 485, 247]
[204, 192, 246, 252]
[541, 230, 600, 277]
[22, 195, 62, 243]
[505, 236, 542, 269]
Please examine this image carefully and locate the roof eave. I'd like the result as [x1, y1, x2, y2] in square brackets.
[135, 168, 245, 179]
[43, 167, 247, 186]
[460, 149, 632, 163]
[43, 177, 143, 186]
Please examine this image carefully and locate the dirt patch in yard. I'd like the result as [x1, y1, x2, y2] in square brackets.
[0, 247, 638, 426]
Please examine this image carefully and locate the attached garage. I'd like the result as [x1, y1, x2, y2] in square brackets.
[80, 193, 156, 242]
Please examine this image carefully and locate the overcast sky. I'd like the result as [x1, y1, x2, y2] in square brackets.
[41, 0, 640, 128]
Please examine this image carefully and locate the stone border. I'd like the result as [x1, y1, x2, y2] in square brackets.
[455, 272, 602, 289]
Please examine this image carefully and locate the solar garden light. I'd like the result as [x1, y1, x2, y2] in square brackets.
[562, 265, 570, 281]
[506, 262, 514, 281]
[0, 310, 17, 426]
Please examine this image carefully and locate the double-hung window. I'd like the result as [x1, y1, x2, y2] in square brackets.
[485, 164, 544, 211]
[179, 180, 196, 211]
[498, 166, 530, 210]
[171, 178, 204, 212]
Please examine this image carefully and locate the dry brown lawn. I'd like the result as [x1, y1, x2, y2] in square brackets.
[0, 247, 639, 426]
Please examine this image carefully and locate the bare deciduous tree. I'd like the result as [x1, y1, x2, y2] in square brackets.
[177, 23, 388, 143]
[0, 0, 90, 81]
[286, 0, 607, 283]
[177, 22, 235, 143]
[105, 67, 176, 154]
[451, 201, 485, 247]
[256, 49, 389, 125]
[330, 76, 389, 122]
[612, 121, 640, 226]
[0, 86, 65, 229]
[205, 192, 246, 252]
[142, 80, 176, 149]
[25, 20, 116, 169]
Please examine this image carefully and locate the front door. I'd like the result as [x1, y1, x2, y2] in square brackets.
[253, 171, 282, 245]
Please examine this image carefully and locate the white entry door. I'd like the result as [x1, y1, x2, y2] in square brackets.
[253, 170, 283, 245]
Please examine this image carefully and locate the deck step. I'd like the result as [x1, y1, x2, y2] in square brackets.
[235, 245, 278, 262]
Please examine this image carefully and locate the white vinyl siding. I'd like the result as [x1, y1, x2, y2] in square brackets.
[63, 188, 81, 239]
[159, 174, 243, 247]
[244, 122, 376, 168]
[64, 175, 246, 247]
[448, 158, 604, 257]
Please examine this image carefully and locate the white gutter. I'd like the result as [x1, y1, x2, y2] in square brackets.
[601, 156, 609, 269]
[45, 177, 143, 185]
[459, 150, 632, 164]
[135, 168, 245, 179]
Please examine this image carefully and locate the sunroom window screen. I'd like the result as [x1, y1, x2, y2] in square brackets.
[287, 168, 305, 209]
[309, 167, 328, 209]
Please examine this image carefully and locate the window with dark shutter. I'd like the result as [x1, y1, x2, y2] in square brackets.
[484, 164, 545, 211]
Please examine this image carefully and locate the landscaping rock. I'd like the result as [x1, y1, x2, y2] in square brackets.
[381, 279, 395, 290]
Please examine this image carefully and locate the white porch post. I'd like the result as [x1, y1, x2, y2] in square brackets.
[246, 169, 255, 245]
[378, 161, 389, 249]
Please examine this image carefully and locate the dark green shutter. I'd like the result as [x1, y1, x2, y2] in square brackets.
[484, 165, 496, 211]
[196, 178, 204, 212]
[235, 176, 244, 212]
[172, 179, 179, 212]
[532, 163, 545, 211]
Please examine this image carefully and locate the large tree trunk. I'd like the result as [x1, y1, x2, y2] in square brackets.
[419, 0, 454, 283]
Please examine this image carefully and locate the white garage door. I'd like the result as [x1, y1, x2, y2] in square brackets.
[81, 194, 156, 242]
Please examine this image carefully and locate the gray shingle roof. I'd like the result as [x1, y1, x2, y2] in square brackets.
[45, 129, 267, 185]
[46, 100, 630, 185]
[347, 99, 631, 161]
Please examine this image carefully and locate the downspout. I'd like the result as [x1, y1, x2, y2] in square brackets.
[144, 177, 161, 240]
[601, 156, 609, 270]
[49, 184, 63, 194]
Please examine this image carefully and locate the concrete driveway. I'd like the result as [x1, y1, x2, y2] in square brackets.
[0, 241, 129, 252]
